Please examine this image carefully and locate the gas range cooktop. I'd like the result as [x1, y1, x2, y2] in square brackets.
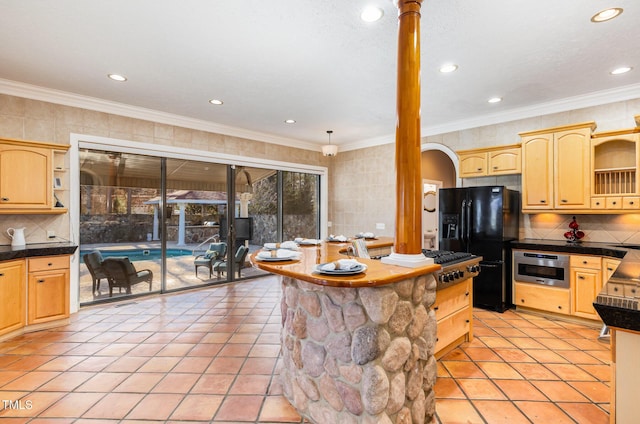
[422, 249, 482, 288]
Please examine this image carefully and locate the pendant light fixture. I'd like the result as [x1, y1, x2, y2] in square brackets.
[321, 130, 338, 157]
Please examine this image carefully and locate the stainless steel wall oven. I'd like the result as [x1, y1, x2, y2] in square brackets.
[513, 251, 570, 288]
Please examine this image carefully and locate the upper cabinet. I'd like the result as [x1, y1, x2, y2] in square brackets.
[590, 129, 640, 211]
[520, 122, 596, 213]
[457, 144, 521, 178]
[0, 138, 69, 214]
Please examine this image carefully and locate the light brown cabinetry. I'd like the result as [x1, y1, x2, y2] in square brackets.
[0, 255, 71, 341]
[0, 260, 26, 337]
[434, 279, 473, 357]
[591, 130, 640, 211]
[27, 256, 70, 324]
[520, 122, 595, 212]
[457, 144, 521, 178]
[0, 138, 69, 214]
[514, 282, 570, 315]
[570, 255, 602, 320]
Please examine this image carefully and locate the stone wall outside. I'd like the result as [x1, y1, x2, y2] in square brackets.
[280, 274, 438, 424]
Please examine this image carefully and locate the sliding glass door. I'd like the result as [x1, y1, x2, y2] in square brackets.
[78, 145, 321, 305]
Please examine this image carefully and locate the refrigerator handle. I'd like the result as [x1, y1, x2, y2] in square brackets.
[466, 199, 472, 243]
[460, 199, 467, 244]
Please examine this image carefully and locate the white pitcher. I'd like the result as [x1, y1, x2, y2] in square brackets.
[7, 227, 26, 247]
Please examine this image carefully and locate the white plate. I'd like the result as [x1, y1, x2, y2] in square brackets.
[313, 263, 367, 275]
[257, 256, 300, 262]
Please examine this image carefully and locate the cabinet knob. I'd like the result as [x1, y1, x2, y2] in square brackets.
[520, 299, 525, 303]
[493, 166, 498, 170]
[0, 273, 4, 277]
[48, 263, 53, 267]
[613, 201, 617, 205]
[465, 319, 470, 323]
[630, 201, 635, 205]
[465, 292, 469, 296]
[37, 279, 45, 283]
[1, 197, 8, 201]
[607, 267, 613, 271]
[540, 200, 546, 203]
[614, 287, 619, 292]
[434, 306, 439, 311]
[558, 306, 562, 309]
[579, 276, 585, 280]
[596, 202, 600, 205]
[582, 261, 587, 264]
[477, 168, 482, 171]
[561, 199, 568, 203]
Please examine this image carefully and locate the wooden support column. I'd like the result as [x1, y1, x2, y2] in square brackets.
[382, 0, 432, 268]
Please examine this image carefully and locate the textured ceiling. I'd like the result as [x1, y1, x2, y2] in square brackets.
[0, 0, 639, 152]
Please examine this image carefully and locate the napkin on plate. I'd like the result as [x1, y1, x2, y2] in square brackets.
[257, 249, 301, 260]
[264, 240, 298, 250]
[328, 234, 347, 242]
[319, 259, 362, 271]
[294, 237, 321, 245]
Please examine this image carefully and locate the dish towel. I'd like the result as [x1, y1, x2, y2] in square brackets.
[319, 259, 361, 271]
[263, 241, 298, 250]
[256, 249, 300, 260]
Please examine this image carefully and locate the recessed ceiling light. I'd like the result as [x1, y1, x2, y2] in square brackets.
[361, 6, 384, 22]
[107, 74, 127, 82]
[284, 119, 296, 124]
[611, 66, 632, 75]
[209, 99, 223, 105]
[439, 64, 458, 73]
[488, 97, 502, 104]
[591, 8, 623, 22]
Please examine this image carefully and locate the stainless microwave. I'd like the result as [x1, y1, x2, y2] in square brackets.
[513, 251, 570, 289]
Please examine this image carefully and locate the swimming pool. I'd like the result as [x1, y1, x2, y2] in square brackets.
[80, 248, 192, 261]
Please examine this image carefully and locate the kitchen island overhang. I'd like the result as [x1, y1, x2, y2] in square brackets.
[251, 238, 442, 423]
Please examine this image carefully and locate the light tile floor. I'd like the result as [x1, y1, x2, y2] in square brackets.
[0, 275, 610, 423]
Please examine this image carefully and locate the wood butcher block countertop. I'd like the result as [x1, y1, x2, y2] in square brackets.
[250, 236, 441, 288]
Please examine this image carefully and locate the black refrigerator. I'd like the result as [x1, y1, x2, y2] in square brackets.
[439, 186, 520, 312]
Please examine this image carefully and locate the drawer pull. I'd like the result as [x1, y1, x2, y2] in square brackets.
[37, 279, 45, 283]
[561, 199, 568, 203]
[434, 306, 439, 311]
[520, 299, 525, 303]
[540, 200, 546, 203]
[582, 261, 587, 264]
[630, 201, 635, 205]
[493, 166, 498, 170]
[1, 197, 8, 201]
[612, 201, 617, 205]
[0, 273, 4, 277]
[477, 168, 482, 171]
[579, 276, 585, 280]
[614, 287, 619, 292]
[465, 319, 470, 323]
[465, 292, 470, 296]
[596, 202, 600, 205]
[558, 306, 562, 310]
[632, 288, 637, 294]
[607, 267, 613, 271]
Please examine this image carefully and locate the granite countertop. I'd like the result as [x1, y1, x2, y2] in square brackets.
[0, 242, 78, 261]
[511, 239, 628, 259]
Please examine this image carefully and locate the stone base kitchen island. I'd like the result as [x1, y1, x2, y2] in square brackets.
[251, 238, 443, 424]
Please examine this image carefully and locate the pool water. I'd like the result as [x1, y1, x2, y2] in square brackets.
[81, 248, 192, 261]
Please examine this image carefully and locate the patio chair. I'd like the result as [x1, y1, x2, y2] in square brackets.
[194, 242, 227, 278]
[214, 245, 249, 278]
[101, 257, 153, 296]
[83, 251, 110, 295]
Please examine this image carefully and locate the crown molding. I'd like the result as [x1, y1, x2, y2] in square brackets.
[2, 78, 639, 154]
[0, 78, 320, 152]
[341, 82, 640, 152]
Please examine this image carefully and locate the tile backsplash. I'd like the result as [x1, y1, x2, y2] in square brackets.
[0, 214, 72, 246]
[523, 213, 640, 245]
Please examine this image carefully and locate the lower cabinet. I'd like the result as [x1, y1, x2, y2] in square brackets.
[0, 260, 26, 337]
[570, 255, 602, 320]
[514, 282, 570, 315]
[434, 279, 473, 357]
[27, 256, 70, 324]
[0, 255, 70, 341]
